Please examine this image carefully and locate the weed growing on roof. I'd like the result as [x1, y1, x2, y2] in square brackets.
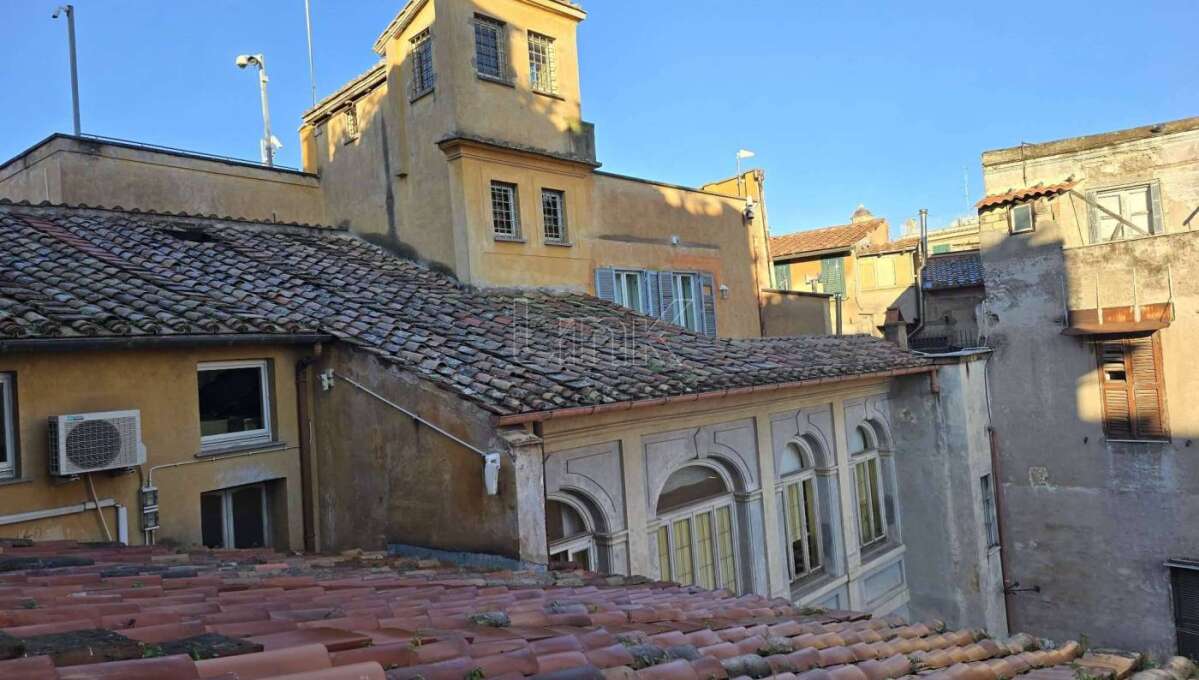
[1078, 633, 1090, 654]
[1070, 662, 1106, 680]
[141, 644, 165, 658]
[798, 606, 825, 616]
[464, 667, 485, 680]
[409, 633, 424, 648]
[20, 600, 36, 609]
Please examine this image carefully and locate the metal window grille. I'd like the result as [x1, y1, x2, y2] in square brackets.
[474, 16, 505, 79]
[410, 29, 435, 98]
[541, 189, 566, 241]
[528, 32, 558, 94]
[490, 181, 520, 238]
[343, 105, 359, 141]
[980, 474, 999, 548]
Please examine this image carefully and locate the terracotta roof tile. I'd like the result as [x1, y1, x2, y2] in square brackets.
[855, 237, 919, 257]
[975, 180, 1075, 210]
[770, 219, 884, 259]
[0, 541, 1129, 680]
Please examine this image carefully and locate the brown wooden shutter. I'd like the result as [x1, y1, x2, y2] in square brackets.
[1096, 334, 1169, 440]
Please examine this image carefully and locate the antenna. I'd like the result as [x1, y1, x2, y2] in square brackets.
[963, 166, 970, 216]
[305, 0, 318, 107]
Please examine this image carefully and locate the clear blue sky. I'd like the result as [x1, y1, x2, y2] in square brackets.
[2, 1, 1195, 234]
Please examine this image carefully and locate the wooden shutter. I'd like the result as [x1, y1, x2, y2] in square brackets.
[859, 259, 877, 291]
[820, 257, 845, 296]
[1149, 182, 1164, 235]
[1096, 334, 1169, 440]
[657, 272, 676, 323]
[594, 267, 616, 302]
[642, 271, 658, 317]
[1173, 567, 1199, 659]
[699, 273, 717, 337]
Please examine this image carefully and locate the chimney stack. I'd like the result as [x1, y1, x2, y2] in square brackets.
[882, 306, 909, 350]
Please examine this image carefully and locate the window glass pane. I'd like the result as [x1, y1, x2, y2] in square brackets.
[546, 500, 587, 542]
[617, 273, 642, 313]
[198, 367, 266, 437]
[803, 478, 820, 569]
[656, 526, 671, 581]
[231, 485, 267, 549]
[848, 425, 869, 454]
[490, 182, 519, 237]
[785, 483, 804, 575]
[675, 275, 698, 330]
[855, 462, 871, 543]
[0, 380, 8, 468]
[474, 19, 503, 78]
[542, 190, 565, 241]
[672, 518, 693, 585]
[528, 32, 557, 93]
[868, 459, 884, 538]
[1011, 204, 1033, 232]
[410, 31, 434, 95]
[200, 492, 225, 548]
[715, 506, 735, 590]
[657, 466, 727, 514]
[779, 443, 804, 475]
[695, 512, 715, 589]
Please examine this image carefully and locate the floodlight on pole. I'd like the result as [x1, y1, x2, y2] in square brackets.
[52, 4, 81, 135]
[235, 53, 280, 167]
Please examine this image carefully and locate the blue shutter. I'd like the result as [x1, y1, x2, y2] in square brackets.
[594, 267, 616, 302]
[700, 272, 717, 337]
[642, 270, 658, 317]
[658, 271, 676, 324]
[1149, 182, 1164, 235]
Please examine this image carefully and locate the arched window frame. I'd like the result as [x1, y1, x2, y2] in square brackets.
[778, 440, 823, 581]
[546, 496, 596, 570]
[849, 422, 888, 549]
[653, 462, 739, 592]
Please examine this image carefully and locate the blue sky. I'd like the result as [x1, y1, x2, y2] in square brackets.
[2, 1, 1196, 234]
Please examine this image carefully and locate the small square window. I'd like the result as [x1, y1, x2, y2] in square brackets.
[473, 15, 506, 80]
[490, 181, 521, 239]
[541, 189, 567, 242]
[0, 374, 15, 479]
[198, 360, 272, 451]
[528, 32, 558, 94]
[1010, 203, 1034, 233]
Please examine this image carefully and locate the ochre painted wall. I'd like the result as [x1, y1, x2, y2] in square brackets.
[0, 344, 308, 549]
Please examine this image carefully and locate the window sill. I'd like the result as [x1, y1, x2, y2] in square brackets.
[533, 88, 564, 101]
[410, 88, 435, 103]
[543, 240, 573, 247]
[1104, 437, 1171, 445]
[790, 569, 835, 599]
[493, 235, 526, 244]
[477, 73, 515, 88]
[859, 537, 896, 562]
[0, 475, 31, 487]
[197, 440, 289, 459]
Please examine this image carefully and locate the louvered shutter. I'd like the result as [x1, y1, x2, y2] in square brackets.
[658, 272, 676, 324]
[699, 272, 717, 337]
[1173, 567, 1199, 659]
[1149, 182, 1165, 235]
[643, 271, 658, 317]
[594, 267, 616, 302]
[1097, 340, 1133, 439]
[1128, 335, 1168, 439]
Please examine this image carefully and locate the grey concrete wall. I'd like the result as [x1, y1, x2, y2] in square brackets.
[311, 344, 525, 558]
[979, 123, 1199, 657]
[889, 357, 1007, 636]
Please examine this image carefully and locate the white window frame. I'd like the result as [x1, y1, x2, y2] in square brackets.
[490, 181, 521, 240]
[780, 467, 822, 581]
[541, 188, 567, 243]
[527, 31, 558, 95]
[203, 483, 271, 549]
[853, 452, 887, 549]
[980, 473, 999, 549]
[673, 273, 700, 332]
[1009, 203, 1035, 234]
[409, 29, 435, 99]
[473, 14, 507, 81]
[1091, 183, 1156, 242]
[613, 270, 644, 313]
[0, 374, 14, 479]
[549, 534, 595, 570]
[198, 360, 273, 452]
[656, 494, 739, 592]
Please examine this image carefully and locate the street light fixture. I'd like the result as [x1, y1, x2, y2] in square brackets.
[52, 5, 81, 136]
[235, 53, 280, 167]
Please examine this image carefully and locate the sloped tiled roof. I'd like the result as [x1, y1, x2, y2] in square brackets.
[975, 180, 1075, 210]
[770, 219, 884, 259]
[0, 203, 929, 418]
[0, 540, 1140, 680]
[856, 237, 919, 257]
[922, 252, 985, 290]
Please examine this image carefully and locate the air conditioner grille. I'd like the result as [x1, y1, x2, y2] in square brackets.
[65, 419, 125, 469]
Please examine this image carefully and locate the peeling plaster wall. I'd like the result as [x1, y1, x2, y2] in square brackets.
[979, 123, 1199, 656]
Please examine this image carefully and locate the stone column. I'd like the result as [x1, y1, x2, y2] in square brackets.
[499, 428, 547, 567]
[736, 490, 770, 596]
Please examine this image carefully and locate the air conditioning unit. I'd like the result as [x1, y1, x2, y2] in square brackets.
[48, 410, 145, 476]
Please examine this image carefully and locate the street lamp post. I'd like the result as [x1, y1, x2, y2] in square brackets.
[52, 5, 81, 136]
[236, 53, 275, 167]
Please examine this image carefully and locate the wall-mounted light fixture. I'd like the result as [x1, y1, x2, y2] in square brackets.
[719, 284, 730, 299]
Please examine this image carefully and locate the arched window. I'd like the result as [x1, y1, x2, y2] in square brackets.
[850, 423, 886, 548]
[655, 465, 737, 591]
[780, 442, 822, 580]
[547, 499, 594, 569]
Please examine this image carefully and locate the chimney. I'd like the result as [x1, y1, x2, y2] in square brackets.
[882, 306, 909, 350]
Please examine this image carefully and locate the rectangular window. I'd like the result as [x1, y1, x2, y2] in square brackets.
[773, 263, 791, 290]
[613, 270, 644, 313]
[473, 15, 506, 80]
[1097, 333, 1169, 441]
[695, 512, 716, 589]
[673, 273, 700, 332]
[1091, 184, 1157, 242]
[201, 482, 271, 549]
[528, 31, 558, 94]
[541, 189, 567, 242]
[1010, 203, 1034, 233]
[715, 506, 736, 590]
[656, 526, 671, 581]
[783, 478, 822, 579]
[0, 374, 14, 479]
[198, 360, 272, 451]
[980, 474, 999, 548]
[342, 104, 359, 142]
[490, 181, 521, 239]
[672, 518, 694, 585]
[854, 457, 886, 547]
[410, 29, 435, 98]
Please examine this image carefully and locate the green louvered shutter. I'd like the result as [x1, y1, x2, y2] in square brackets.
[820, 257, 845, 296]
